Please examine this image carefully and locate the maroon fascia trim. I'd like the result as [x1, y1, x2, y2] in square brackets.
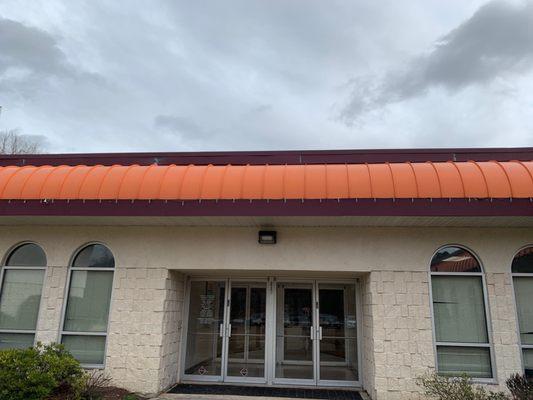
[1, 147, 532, 167]
[0, 199, 530, 217]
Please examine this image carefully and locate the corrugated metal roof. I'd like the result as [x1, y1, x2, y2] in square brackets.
[0, 161, 531, 200]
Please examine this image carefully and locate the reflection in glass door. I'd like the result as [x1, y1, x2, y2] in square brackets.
[318, 283, 358, 383]
[275, 283, 315, 381]
[274, 281, 359, 385]
[183, 278, 359, 386]
[184, 280, 226, 379]
[226, 283, 267, 380]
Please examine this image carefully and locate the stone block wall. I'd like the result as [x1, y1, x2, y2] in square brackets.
[35, 265, 69, 344]
[362, 271, 436, 400]
[158, 270, 185, 391]
[105, 267, 184, 394]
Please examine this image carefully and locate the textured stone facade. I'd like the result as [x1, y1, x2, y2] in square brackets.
[35, 265, 69, 344]
[105, 267, 184, 394]
[159, 270, 185, 391]
[31, 265, 524, 398]
[362, 271, 435, 400]
[1, 225, 529, 398]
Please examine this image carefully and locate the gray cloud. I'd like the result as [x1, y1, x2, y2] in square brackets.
[154, 115, 208, 140]
[340, 1, 533, 123]
[0, 17, 71, 76]
[248, 104, 273, 115]
[0, 14, 109, 120]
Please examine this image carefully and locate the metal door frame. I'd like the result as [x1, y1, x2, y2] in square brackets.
[181, 277, 228, 382]
[272, 280, 317, 386]
[271, 278, 361, 387]
[181, 276, 361, 388]
[224, 279, 269, 384]
[315, 280, 361, 387]
[181, 277, 269, 384]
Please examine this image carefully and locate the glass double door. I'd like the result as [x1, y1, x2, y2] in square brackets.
[275, 282, 359, 385]
[183, 279, 359, 386]
[183, 280, 267, 383]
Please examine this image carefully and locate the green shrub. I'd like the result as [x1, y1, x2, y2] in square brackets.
[122, 395, 142, 400]
[506, 373, 533, 400]
[417, 373, 508, 400]
[0, 342, 84, 400]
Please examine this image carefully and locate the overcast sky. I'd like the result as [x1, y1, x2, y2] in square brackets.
[0, 0, 532, 153]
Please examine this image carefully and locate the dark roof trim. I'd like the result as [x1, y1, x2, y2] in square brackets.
[0, 199, 531, 217]
[1, 147, 533, 167]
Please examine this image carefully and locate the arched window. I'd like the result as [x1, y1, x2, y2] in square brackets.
[0, 243, 46, 349]
[512, 247, 533, 378]
[61, 244, 114, 366]
[429, 246, 493, 378]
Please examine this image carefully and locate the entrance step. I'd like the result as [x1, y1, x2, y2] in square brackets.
[166, 384, 364, 399]
[158, 396, 367, 400]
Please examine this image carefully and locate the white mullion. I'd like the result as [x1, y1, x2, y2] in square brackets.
[61, 331, 108, 337]
[0, 265, 5, 299]
[436, 342, 491, 348]
[70, 267, 114, 272]
[3, 266, 46, 270]
[511, 270, 533, 376]
[512, 273, 533, 278]
[0, 329, 36, 334]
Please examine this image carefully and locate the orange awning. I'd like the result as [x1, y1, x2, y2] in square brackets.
[0, 161, 531, 200]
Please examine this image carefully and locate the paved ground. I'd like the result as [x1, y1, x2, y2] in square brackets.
[165, 383, 366, 400]
[155, 395, 303, 400]
[152, 394, 368, 400]
[153, 393, 371, 400]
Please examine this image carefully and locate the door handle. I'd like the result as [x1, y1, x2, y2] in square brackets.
[310, 326, 315, 340]
[219, 323, 224, 337]
[318, 326, 323, 341]
[227, 324, 232, 338]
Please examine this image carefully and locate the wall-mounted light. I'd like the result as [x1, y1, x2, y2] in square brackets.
[258, 230, 276, 244]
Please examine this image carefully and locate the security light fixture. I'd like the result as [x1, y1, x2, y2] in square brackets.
[258, 230, 276, 244]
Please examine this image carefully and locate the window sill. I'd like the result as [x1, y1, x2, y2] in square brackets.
[81, 364, 105, 370]
[471, 378, 498, 385]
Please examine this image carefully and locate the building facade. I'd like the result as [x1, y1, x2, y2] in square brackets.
[0, 148, 532, 400]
